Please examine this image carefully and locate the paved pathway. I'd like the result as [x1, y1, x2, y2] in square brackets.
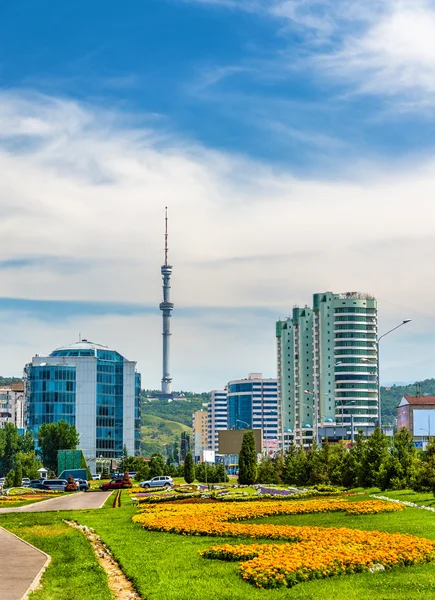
[0, 491, 112, 513]
[0, 526, 49, 600]
[0, 491, 112, 599]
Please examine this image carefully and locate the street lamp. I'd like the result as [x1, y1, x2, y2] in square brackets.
[376, 320, 411, 429]
[336, 399, 356, 442]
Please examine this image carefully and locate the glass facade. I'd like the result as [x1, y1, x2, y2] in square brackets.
[26, 366, 76, 435]
[95, 350, 124, 458]
[25, 341, 141, 460]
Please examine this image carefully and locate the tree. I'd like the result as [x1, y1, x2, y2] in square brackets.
[379, 427, 418, 490]
[184, 452, 195, 483]
[0, 423, 20, 475]
[238, 431, 257, 484]
[20, 430, 35, 454]
[257, 456, 276, 484]
[13, 457, 22, 487]
[4, 469, 15, 489]
[38, 421, 80, 473]
[359, 428, 389, 488]
[135, 460, 151, 482]
[149, 453, 165, 478]
[18, 451, 42, 479]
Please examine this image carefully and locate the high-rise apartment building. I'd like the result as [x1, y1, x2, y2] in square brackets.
[277, 292, 378, 448]
[207, 390, 228, 452]
[25, 340, 141, 464]
[192, 409, 208, 461]
[227, 373, 278, 450]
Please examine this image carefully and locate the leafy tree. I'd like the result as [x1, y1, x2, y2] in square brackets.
[13, 457, 22, 487]
[238, 431, 257, 485]
[134, 459, 151, 482]
[412, 439, 435, 493]
[183, 452, 195, 484]
[149, 453, 166, 478]
[18, 451, 42, 479]
[20, 430, 35, 454]
[0, 423, 20, 475]
[257, 456, 277, 484]
[38, 421, 80, 473]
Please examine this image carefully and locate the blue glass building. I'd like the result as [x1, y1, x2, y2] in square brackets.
[227, 373, 278, 447]
[25, 340, 141, 463]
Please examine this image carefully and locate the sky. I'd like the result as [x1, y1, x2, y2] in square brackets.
[1, 0, 435, 390]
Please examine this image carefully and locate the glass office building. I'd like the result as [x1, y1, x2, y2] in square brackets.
[25, 340, 141, 462]
[227, 373, 278, 446]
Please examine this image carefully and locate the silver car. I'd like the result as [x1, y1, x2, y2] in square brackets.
[140, 476, 174, 489]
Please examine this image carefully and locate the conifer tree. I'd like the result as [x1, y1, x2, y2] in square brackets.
[183, 451, 195, 484]
[238, 431, 257, 484]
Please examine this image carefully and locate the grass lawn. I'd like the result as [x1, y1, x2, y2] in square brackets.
[0, 511, 112, 600]
[2, 491, 435, 599]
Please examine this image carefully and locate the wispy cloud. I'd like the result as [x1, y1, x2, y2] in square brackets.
[1, 89, 435, 386]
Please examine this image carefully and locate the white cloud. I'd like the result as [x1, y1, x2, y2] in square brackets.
[185, 0, 435, 106]
[1, 90, 435, 388]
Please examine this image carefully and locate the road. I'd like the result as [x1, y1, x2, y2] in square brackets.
[0, 490, 112, 513]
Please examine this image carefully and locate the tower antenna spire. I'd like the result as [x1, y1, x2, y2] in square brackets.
[164, 206, 168, 267]
[159, 206, 174, 397]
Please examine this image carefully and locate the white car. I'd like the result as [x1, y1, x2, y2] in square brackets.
[92, 474, 101, 480]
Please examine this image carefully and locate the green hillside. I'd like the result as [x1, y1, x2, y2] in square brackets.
[141, 414, 192, 457]
[141, 396, 209, 427]
[381, 379, 435, 425]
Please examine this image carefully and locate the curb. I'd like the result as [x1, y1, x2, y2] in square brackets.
[0, 525, 51, 600]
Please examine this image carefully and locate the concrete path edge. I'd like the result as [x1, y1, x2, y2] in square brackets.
[0, 525, 51, 600]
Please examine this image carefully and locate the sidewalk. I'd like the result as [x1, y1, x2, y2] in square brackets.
[0, 526, 49, 600]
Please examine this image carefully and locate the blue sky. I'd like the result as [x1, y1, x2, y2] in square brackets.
[1, 0, 435, 388]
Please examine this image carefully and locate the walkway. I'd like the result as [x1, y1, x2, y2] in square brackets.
[0, 526, 49, 600]
[0, 491, 112, 513]
[0, 491, 113, 599]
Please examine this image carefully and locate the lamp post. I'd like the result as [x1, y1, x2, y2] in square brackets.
[376, 320, 411, 429]
[280, 384, 301, 453]
[336, 399, 356, 442]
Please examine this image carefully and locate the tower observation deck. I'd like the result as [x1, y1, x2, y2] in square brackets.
[159, 208, 174, 395]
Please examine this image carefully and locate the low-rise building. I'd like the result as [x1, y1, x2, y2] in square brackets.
[0, 381, 25, 430]
[397, 395, 435, 448]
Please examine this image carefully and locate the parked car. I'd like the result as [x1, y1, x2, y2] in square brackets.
[74, 478, 89, 491]
[99, 479, 132, 491]
[92, 474, 101, 480]
[140, 476, 174, 489]
[21, 478, 31, 487]
[41, 479, 67, 491]
[29, 479, 46, 490]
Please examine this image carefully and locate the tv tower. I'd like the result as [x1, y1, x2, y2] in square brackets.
[159, 207, 174, 396]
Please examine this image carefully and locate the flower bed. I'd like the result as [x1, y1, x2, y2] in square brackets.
[132, 497, 435, 588]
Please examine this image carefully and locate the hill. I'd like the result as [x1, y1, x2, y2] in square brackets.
[381, 378, 435, 425]
[141, 414, 192, 457]
[141, 395, 209, 427]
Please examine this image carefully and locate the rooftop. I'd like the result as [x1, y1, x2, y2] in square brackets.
[402, 396, 435, 405]
[49, 340, 125, 360]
